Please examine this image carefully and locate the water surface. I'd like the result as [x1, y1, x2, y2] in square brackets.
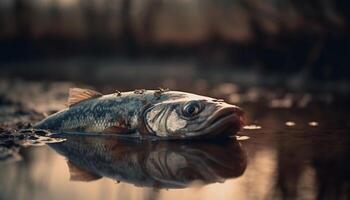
[0, 80, 349, 200]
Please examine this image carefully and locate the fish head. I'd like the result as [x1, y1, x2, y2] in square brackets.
[143, 93, 244, 138]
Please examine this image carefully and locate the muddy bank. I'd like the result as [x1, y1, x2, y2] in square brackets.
[0, 83, 68, 162]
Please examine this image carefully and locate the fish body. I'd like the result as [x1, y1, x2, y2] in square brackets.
[34, 88, 244, 139]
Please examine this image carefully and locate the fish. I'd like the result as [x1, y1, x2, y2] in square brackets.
[49, 134, 247, 188]
[34, 88, 244, 139]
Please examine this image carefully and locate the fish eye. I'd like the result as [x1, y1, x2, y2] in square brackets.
[182, 101, 202, 118]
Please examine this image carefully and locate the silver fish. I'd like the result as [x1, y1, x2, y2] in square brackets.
[49, 134, 247, 188]
[34, 88, 244, 139]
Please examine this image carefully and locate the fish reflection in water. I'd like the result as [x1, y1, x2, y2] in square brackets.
[49, 134, 247, 188]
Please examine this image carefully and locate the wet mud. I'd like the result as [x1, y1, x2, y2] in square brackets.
[0, 90, 65, 162]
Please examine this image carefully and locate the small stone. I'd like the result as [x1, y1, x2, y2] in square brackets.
[243, 124, 262, 130]
[237, 135, 250, 141]
[308, 121, 318, 126]
[134, 89, 146, 94]
[285, 121, 296, 126]
[115, 90, 122, 96]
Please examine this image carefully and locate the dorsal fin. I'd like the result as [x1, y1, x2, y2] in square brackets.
[67, 161, 102, 182]
[68, 88, 103, 107]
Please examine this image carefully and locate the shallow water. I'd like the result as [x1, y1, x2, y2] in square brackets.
[0, 80, 349, 200]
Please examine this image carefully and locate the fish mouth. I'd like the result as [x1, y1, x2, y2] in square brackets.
[186, 106, 244, 138]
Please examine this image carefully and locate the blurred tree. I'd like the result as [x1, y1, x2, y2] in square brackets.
[120, 0, 136, 55]
[14, 0, 31, 38]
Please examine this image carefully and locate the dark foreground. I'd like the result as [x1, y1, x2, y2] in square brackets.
[0, 79, 349, 200]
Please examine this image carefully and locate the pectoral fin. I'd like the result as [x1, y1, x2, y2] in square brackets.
[102, 126, 130, 134]
[67, 161, 102, 182]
